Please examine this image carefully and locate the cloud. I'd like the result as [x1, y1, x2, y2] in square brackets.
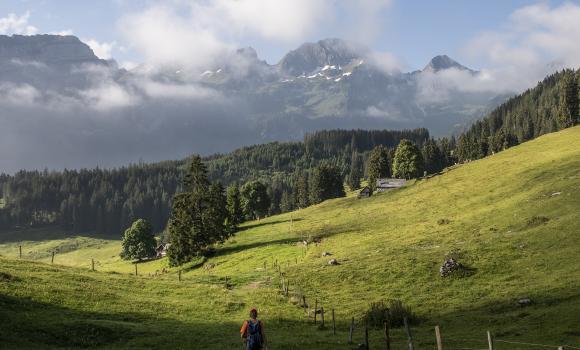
[459, 2, 580, 92]
[118, 0, 396, 72]
[415, 2, 580, 103]
[49, 29, 74, 36]
[84, 39, 116, 60]
[0, 12, 38, 35]
[79, 82, 139, 111]
[0, 83, 40, 105]
[368, 51, 402, 73]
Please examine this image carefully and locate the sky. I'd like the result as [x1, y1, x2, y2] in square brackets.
[0, 0, 576, 71]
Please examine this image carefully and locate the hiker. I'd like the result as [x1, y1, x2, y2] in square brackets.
[240, 308, 267, 350]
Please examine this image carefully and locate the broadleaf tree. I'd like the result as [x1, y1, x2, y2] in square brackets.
[120, 219, 156, 261]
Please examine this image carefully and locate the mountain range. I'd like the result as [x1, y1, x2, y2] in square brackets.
[0, 35, 512, 172]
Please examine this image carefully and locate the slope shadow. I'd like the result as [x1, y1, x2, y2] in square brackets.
[0, 225, 118, 244]
[237, 218, 303, 232]
[216, 222, 355, 258]
[0, 293, 352, 350]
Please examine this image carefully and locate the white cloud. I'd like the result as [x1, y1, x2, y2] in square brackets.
[141, 80, 220, 100]
[49, 29, 74, 36]
[84, 39, 116, 60]
[415, 2, 580, 103]
[117, 0, 393, 71]
[368, 51, 402, 73]
[459, 2, 580, 93]
[0, 12, 38, 35]
[120, 61, 139, 70]
[79, 82, 138, 111]
[0, 83, 40, 105]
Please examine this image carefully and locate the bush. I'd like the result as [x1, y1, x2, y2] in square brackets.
[361, 300, 418, 329]
[526, 216, 550, 227]
[437, 218, 451, 225]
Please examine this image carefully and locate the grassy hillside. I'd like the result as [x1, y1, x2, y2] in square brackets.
[1, 126, 579, 349]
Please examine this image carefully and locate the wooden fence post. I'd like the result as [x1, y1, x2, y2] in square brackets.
[225, 276, 228, 288]
[320, 307, 325, 328]
[264, 261, 266, 270]
[384, 320, 391, 350]
[348, 317, 354, 344]
[302, 296, 307, 313]
[332, 309, 336, 335]
[365, 326, 369, 350]
[134, 263, 138, 276]
[558, 347, 564, 350]
[91, 258, 95, 271]
[51, 251, 55, 264]
[19, 245, 22, 258]
[404, 317, 414, 350]
[314, 299, 318, 324]
[487, 331, 494, 350]
[435, 325, 443, 350]
[178, 270, 181, 282]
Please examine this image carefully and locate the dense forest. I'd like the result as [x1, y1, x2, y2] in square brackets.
[0, 129, 429, 235]
[0, 68, 578, 237]
[456, 69, 579, 161]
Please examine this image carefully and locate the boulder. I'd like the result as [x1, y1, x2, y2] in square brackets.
[439, 258, 464, 277]
[328, 259, 339, 265]
[322, 251, 332, 257]
[517, 298, 533, 307]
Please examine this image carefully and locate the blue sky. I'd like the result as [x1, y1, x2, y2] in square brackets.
[0, 0, 575, 70]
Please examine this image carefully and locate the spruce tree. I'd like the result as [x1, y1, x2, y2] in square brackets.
[205, 182, 228, 242]
[295, 172, 310, 209]
[167, 156, 228, 266]
[279, 190, 294, 213]
[346, 151, 361, 191]
[421, 139, 444, 175]
[226, 184, 243, 231]
[558, 69, 579, 128]
[310, 164, 345, 204]
[367, 145, 391, 191]
[392, 140, 424, 179]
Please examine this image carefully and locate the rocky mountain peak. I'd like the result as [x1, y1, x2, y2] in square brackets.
[423, 55, 471, 72]
[0, 34, 102, 65]
[278, 38, 364, 76]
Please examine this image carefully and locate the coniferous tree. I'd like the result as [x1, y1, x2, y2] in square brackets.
[421, 139, 444, 175]
[367, 145, 391, 191]
[279, 190, 294, 213]
[392, 140, 424, 179]
[346, 151, 361, 191]
[558, 70, 579, 128]
[167, 156, 228, 266]
[226, 184, 243, 231]
[205, 182, 229, 242]
[310, 164, 345, 204]
[295, 172, 310, 209]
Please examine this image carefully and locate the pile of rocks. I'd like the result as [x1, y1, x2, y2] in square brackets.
[439, 258, 464, 277]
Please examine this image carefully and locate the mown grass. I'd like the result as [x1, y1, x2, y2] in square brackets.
[0, 126, 579, 349]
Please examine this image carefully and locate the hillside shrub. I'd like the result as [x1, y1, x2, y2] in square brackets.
[526, 216, 550, 227]
[362, 300, 418, 329]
